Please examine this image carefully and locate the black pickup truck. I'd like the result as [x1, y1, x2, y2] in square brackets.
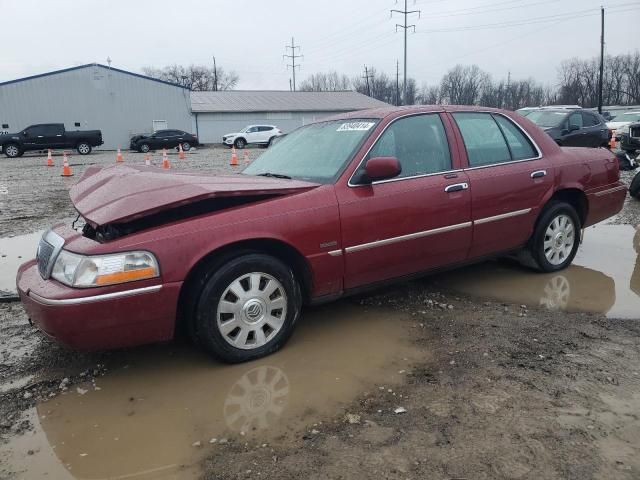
[0, 123, 103, 157]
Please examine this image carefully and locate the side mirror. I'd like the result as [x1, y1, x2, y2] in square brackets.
[364, 156, 402, 182]
[568, 124, 580, 132]
[22, 131, 28, 136]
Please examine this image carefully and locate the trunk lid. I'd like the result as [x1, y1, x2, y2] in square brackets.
[70, 165, 320, 227]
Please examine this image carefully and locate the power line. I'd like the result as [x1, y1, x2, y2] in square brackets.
[391, 0, 420, 105]
[283, 37, 303, 91]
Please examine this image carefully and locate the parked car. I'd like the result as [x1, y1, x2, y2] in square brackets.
[17, 106, 626, 363]
[620, 121, 640, 152]
[0, 123, 103, 157]
[223, 125, 283, 149]
[607, 111, 640, 140]
[130, 130, 198, 153]
[526, 108, 609, 147]
[630, 171, 640, 199]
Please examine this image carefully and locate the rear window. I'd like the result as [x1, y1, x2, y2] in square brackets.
[494, 115, 537, 160]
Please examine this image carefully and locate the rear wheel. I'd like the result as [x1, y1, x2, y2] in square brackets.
[192, 253, 302, 363]
[234, 138, 247, 149]
[181, 142, 191, 151]
[630, 171, 640, 199]
[521, 202, 581, 272]
[4, 144, 20, 158]
[76, 142, 92, 155]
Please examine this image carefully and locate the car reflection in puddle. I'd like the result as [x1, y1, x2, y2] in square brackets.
[1, 303, 421, 480]
[436, 224, 640, 318]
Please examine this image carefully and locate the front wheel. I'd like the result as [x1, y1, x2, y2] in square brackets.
[521, 202, 581, 272]
[234, 138, 247, 149]
[138, 143, 150, 153]
[77, 142, 92, 155]
[193, 254, 302, 363]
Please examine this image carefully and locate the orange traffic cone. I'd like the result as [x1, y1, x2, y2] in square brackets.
[609, 133, 617, 149]
[46, 149, 54, 167]
[116, 148, 124, 163]
[144, 154, 151, 166]
[230, 146, 238, 166]
[61, 152, 73, 177]
[178, 144, 185, 160]
[243, 150, 250, 164]
[162, 149, 170, 169]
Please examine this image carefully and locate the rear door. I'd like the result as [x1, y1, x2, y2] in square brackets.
[45, 124, 65, 148]
[563, 111, 586, 147]
[336, 113, 472, 289]
[582, 111, 607, 147]
[450, 112, 554, 258]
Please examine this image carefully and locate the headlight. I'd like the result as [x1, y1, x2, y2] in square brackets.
[51, 250, 159, 288]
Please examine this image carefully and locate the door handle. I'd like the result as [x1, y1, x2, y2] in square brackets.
[444, 182, 469, 193]
[37, 135, 44, 138]
[531, 170, 547, 179]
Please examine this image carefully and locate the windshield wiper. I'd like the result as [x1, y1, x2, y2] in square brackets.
[256, 172, 292, 179]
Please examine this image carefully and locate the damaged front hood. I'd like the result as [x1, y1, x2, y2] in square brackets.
[70, 165, 320, 227]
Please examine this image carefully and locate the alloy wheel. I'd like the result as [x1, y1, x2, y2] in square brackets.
[543, 214, 576, 266]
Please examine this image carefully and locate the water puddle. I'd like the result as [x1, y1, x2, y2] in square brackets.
[0, 302, 421, 479]
[0, 231, 42, 294]
[436, 224, 640, 318]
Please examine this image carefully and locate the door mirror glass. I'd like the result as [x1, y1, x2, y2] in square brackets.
[365, 156, 401, 182]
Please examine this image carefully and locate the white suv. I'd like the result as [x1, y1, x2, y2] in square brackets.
[222, 125, 283, 149]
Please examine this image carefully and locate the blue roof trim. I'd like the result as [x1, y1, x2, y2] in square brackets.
[0, 63, 190, 89]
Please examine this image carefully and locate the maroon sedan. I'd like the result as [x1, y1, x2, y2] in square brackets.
[17, 106, 627, 362]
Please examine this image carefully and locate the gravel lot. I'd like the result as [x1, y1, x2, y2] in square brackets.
[0, 148, 639, 480]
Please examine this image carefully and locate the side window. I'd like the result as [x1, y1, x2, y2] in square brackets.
[582, 112, 598, 127]
[568, 112, 583, 129]
[25, 125, 47, 136]
[259, 126, 273, 132]
[453, 113, 511, 167]
[494, 115, 537, 160]
[247, 127, 258, 133]
[43, 125, 63, 136]
[367, 114, 452, 178]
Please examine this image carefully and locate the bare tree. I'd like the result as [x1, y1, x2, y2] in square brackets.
[299, 72, 351, 91]
[142, 64, 239, 91]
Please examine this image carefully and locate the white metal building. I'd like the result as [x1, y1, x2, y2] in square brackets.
[191, 91, 389, 143]
[0, 64, 192, 149]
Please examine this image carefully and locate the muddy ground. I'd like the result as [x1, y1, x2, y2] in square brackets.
[0, 148, 639, 479]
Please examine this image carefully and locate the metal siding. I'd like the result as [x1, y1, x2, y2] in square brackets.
[0, 66, 192, 149]
[195, 111, 346, 144]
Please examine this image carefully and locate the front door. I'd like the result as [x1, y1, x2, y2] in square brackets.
[450, 112, 554, 258]
[563, 111, 587, 147]
[336, 113, 472, 290]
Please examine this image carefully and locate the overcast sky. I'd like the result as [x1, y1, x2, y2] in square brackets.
[2, 0, 639, 90]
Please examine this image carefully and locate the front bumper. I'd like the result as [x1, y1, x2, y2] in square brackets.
[17, 260, 181, 350]
[223, 137, 235, 145]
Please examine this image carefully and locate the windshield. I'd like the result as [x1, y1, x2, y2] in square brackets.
[611, 112, 640, 122]
[242, 119, 378, 183]
[526, 110, 567, 128]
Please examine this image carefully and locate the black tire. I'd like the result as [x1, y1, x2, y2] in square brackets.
[192, 253, 302, 363]
[234, 138, 247, 149]
[138, 143, 150, 153]
[76, 142, 92, 155]
[630, 171, 640, 199]
[267, 136, 275, 148]
[181, 142, 191, 151]
[4, 143, 20, 158]
[521, 202, 581, 273]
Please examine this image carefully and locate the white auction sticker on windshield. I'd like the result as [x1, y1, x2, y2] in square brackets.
[336, 122, 376, 132]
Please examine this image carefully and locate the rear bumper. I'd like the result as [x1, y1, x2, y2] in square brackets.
[17, 261, 181, 350]
[585, 181, 627, 227]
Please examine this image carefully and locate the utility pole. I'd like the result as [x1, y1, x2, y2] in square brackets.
[506, 71, 511, 109]
[597, 7, 604, 114]
[391, 0, 420, 105]
[283, 37, 303, 91]
[395, 60, 400, 106]
[362, 65, 374, 97]
[212, 55, 218, 91]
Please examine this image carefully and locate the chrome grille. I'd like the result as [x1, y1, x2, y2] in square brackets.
[37, 239, 54, 278]
[36, 230, 65, 279]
